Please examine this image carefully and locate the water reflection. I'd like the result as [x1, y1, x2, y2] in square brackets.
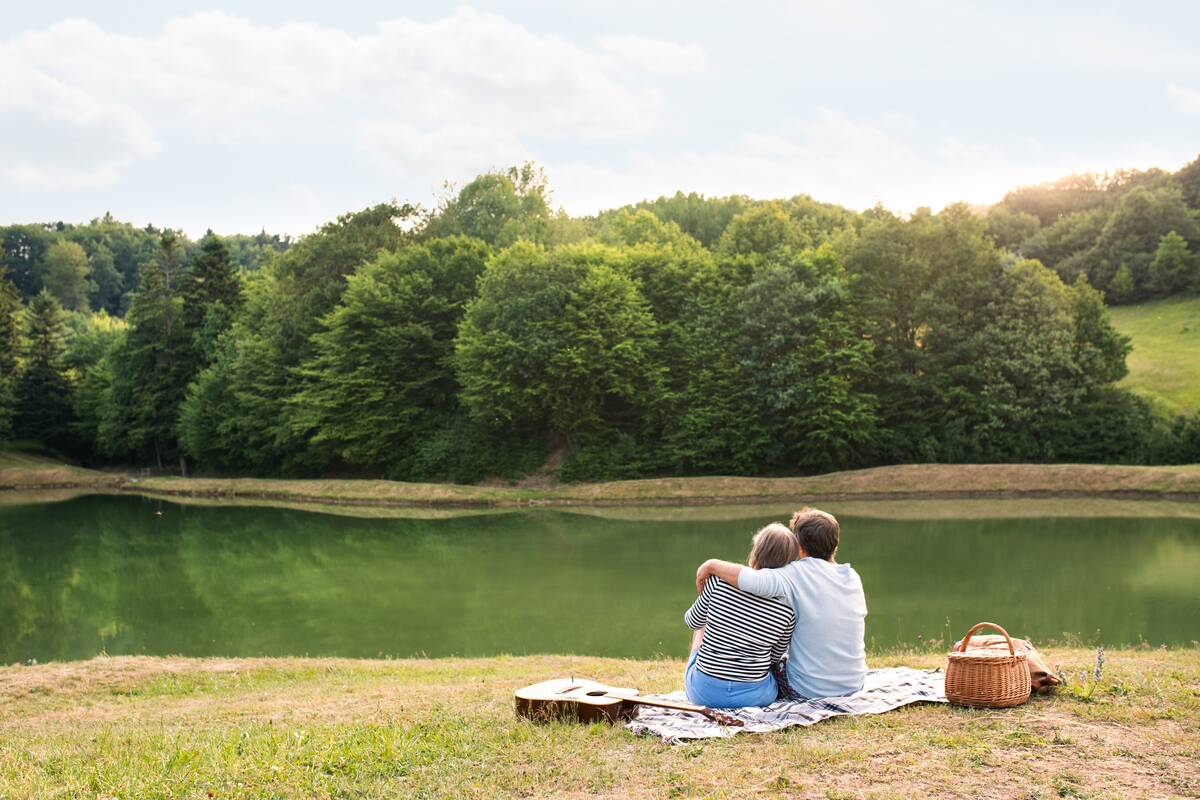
[1, 494, 1198, 662]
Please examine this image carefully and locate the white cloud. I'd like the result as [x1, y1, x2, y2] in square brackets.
[596, 35, 707, 75]
[1167, 84, 1200, 115]
[0, 9, 674, 190]
[0, 52, 159, 190]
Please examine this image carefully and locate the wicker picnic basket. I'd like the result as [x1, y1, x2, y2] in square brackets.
[945, 622, 1032, 708]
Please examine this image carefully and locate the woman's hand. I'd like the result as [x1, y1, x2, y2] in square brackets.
[695, 559, 715, 593]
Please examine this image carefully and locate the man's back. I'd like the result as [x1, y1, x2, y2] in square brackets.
[737, 557, 867, 698]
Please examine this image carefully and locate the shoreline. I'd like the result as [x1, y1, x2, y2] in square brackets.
[3, 458, 1200, 508]
[125, 485, 1200, 507]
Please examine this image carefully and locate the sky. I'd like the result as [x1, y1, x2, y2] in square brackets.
[2, 1, 1198, 238]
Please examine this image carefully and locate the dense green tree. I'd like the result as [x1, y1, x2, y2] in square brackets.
[13, 291, 74, 448]
[841, 207, 970, 459]
[177, 287, 281, 474]
[179, 204, 412, 474]
[1087, 185, 1198, 298]
[1108, 263, 1135, 303]
[2, 160, 1186, 477]
[1162, 413, 1200, 463]
[625, 192, 750, 250]
[0, 225, 54, 300]
[730, 247, 877, 469]
[1149, 231, 1197, 294]
[1069, 275, 1130, 385]
[967, 259, 1086, 458]
[597, 208, 704, 253]
[64, 312, 125, 458]
[782, 195, 860, 245]
[1175, 154, 1200, 209]
[717, 202, 811, 259]
[288, 237, 490, 473]
[596, 210, 718, 347]
[653, 295, 753, 472]
[1022, 206, 1107, 281]
[454, 241, 662, 444]
[424, 164, 551, 247]
[177, 320, 280, 473]
[1001, 170, 1200, 301]
[1002, 173, 1108, 226]
[84, 243, 125, 314]
[37, 240, 92, 311]
[985, 205, 1041, 251]
[221, 230, 291, 271]
[62, 214, 166, 313]
[839, 205, 1124, 462]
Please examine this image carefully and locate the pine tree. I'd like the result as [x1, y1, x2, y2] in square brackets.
[14, 290, 74, 448]
[180, 230, 241, 369]
[106, 233, 188, 468]
[0, 270, 19, 441]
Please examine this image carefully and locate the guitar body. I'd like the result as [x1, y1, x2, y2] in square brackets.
[514, 677, 743, 726]
[514, 678, 642, 723]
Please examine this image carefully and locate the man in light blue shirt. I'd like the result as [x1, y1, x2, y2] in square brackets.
[695, 507, 867, 699]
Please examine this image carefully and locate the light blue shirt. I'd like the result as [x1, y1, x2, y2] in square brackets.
[737, 557, 867, 699]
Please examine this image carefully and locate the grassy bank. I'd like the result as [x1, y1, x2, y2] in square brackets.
[0, 451, 122, 491]
[122, 463, 1200, 506]
[4, 454, 1200, 507]
[1110, 294, 1200, 415]
[0, 649, 1195, 798]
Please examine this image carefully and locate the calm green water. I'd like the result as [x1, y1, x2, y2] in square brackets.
[1, 495, 1198, 663]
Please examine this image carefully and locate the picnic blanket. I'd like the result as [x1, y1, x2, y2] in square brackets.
[626, 667, 946, 743]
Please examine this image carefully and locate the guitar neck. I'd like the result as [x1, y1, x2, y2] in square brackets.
[627, 696, 714, 716]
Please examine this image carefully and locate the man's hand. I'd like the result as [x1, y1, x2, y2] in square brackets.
[695, 559, 744, 592]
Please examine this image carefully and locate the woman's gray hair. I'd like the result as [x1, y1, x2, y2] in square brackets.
[748, 522, 799, 570]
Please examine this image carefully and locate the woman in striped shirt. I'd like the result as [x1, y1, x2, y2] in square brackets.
[683, 523, 797, 708]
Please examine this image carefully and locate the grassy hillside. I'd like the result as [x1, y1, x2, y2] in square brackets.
[1109, 294, 1200, 415]
[0, 650, 1195, 798]
[0, 451, 120, 490]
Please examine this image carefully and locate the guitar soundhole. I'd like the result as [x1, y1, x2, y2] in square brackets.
[585, 691, 609, 697]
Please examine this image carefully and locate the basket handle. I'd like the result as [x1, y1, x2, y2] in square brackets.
[957, 621, 1016, 655]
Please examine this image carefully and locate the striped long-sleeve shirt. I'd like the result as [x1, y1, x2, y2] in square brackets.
[685, 575, 795, 682]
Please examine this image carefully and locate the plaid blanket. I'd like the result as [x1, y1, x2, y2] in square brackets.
[626, 667, 946, 743]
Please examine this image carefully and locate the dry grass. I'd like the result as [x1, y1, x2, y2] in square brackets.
[0, 451, 120, 490]
[0, 649, 1196, 798]
[5, 453, 1200, 510]
[132, 463, 1200, 508]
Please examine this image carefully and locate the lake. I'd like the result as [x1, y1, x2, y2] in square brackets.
[2, 494, 1198, 663]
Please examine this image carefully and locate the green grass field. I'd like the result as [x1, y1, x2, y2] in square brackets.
[0, 649, 1195, 799]
[1109, 294, 1200, 415]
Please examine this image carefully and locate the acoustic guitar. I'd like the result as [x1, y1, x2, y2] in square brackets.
[514, 677, 744, 726]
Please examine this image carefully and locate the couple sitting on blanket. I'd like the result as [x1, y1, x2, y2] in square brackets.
[686, 507, 867, 709]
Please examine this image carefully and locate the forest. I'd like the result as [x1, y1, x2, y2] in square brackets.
[1, 158, 1199, 482]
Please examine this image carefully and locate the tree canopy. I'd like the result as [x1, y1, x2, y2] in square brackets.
[4, 155, 1199, 475]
